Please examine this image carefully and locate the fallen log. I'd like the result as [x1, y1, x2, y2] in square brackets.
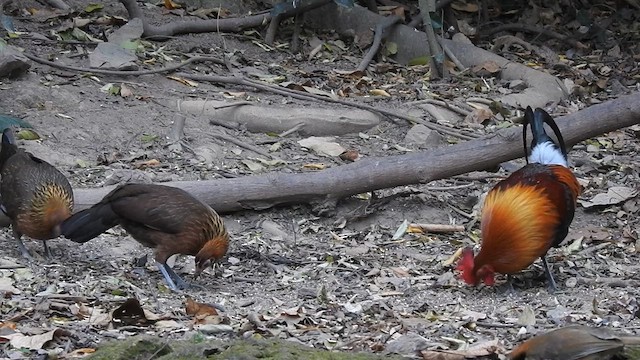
[76, 93, 640, 211]
[0, 94, 638, 227]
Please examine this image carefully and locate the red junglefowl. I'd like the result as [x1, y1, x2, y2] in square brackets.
[509, 325, 640, 360]
[456, 107, 581, 290]
[0, 127, 74, 259]
[59, 183, 229, 291]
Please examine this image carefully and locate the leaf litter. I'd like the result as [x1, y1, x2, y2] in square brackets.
[0, 0, 639, 359]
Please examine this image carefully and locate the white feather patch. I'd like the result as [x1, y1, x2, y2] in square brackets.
[529, 141, 567, 167]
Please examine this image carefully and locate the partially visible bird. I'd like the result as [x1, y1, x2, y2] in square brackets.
[0, 127, 74, 258]
[456, 107, 581, 290]
[0, 114, 32, 131]
[509, 325, 640, 360]
[59, 183, 229, 291]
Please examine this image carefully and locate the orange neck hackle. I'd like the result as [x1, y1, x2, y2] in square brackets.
[32, 184, 73, 236]
[456, 247, 495, 286]
[194, 234, 229, 277]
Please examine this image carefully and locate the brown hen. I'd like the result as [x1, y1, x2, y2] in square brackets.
[60, 183, 229, 290]
[0, 128, 74, 258]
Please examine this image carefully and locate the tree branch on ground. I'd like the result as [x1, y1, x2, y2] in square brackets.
[119, 0, 332, 39]
[0, 92, 628, 229]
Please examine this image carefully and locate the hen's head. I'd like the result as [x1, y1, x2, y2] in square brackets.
[194, 234, 229, 278]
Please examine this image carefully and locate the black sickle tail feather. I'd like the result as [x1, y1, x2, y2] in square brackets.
[0, 127, 17, 167]
[60, 205, 120, 243]
[522, 106, 568, 164]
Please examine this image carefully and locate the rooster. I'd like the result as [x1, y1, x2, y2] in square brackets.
[456, 107, 581, 290]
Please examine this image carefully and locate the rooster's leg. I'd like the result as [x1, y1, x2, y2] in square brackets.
[541, 256, 557, 292]
[13, 229, 32, 260]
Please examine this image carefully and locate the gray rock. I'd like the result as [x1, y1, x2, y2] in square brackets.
[404, 124, 443, 149]
[385, 332, 430, 356]
[0, 43, 30, 78]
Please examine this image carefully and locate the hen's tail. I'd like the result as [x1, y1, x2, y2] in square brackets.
[0, 128, 17, 167]
[59, 204, 119, 243]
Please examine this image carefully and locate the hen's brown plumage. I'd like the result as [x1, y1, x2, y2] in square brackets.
[60, 183, 229, 291]
[0, 128, 74, 258]
[509, 325, 640, 360]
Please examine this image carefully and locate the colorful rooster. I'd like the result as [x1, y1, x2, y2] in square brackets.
[457, 107, 581, 290]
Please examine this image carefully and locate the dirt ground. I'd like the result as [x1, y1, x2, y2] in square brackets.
[0, 1, 639, 359]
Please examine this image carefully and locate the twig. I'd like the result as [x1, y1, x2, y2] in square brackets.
[357, 15, 402, 72]
[576, 276, 637, 288]
[466, 97, 494, 106]
[475, 321, 517, 328]
[416, 99, 472, 117]
[418, 0, 445, 78]
[23, 53, 225, 76]
[35, 294, 90, 302]
[0, 264, 26, 269]
[279, 123, 305, 137]
[410, 223, 465, 233]
[5, 308, 34, 322]
[437, 37, 466, 72]
[425, 183, 474, 191]
[480, 23, 585, 49]
[209, 130, 273, 159]
[176, 72, 478, 140]
[453, 173, 507, 181]
[42, 0, 69, 10]
[578, 241, 612, 255]
[447, 203, 474, 220]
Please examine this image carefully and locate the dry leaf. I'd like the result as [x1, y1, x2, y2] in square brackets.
[302, 163, 326, 170]
[339, 149, 360, 162]
[450, 1, 479, 12]
[185, 297, 218, 317]
[0, 321, 17, 330]
[135, 159, 160, 169]
[578, 186, 638, 208]
[2, 329, 66, 350]
[464, 108, 493, 125]
[222, 91, 246, 98]
[298, 137, 345, 157]
[67, 348, 96, 358]
[164, 0, 181, 9]
[120, 84, 133, 97]
[471, 61, 501, 76]
[369, 89, 391, 97]
[442, 247, 463, 267]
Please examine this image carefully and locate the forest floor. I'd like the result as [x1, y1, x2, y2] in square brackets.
[0, 1, 639, 359]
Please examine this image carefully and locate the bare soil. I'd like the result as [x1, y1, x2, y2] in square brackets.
[0, 1, 639, 359]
